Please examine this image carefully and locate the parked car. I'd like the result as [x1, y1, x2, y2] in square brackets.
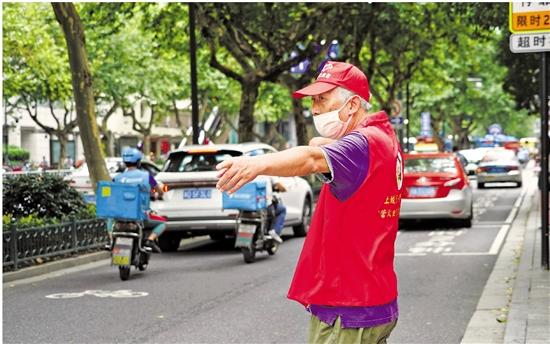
[150, 143, 313, 252]
[476, 148, 522, 188]
[400, 152, 473, 227]
[459, 148, 493, 176]
[64, 157, 161, 199]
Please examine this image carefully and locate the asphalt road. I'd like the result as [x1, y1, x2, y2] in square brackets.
[3, 175, 528, 344]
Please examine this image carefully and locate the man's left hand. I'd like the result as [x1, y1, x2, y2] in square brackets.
[216, 156, 263, 194]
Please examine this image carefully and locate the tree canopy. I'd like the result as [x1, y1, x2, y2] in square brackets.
[2, 2, 537, 155]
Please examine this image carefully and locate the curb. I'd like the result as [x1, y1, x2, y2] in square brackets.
[2, 235, 214, 284]
[461, 174, 536, 344]
[502, 190, 538, 343]
[3, 251, 110, 283]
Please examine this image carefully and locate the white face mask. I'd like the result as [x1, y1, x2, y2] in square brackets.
[313, 98, 354, 139]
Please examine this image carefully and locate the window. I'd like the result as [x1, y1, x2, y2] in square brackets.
[482, 149, 515, 162]
[163, 150, 242, 172]
[405, 158, 457, 174]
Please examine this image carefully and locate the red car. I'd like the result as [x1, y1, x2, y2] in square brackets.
[400, 152, 473, 227]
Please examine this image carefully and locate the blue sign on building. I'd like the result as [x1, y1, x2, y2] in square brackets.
[488, 123, 503, 136]
[420, 112, 431, 137]
[290, 40, 340, 74]
[390, 116, 404, 125]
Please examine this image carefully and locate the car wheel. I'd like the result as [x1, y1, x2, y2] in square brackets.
[516, 182, 522, 188]
[158, 233, 181, 252]
[458, 216, 472, 228]
[478, 182, 485, 189]
[293, 196, 312, 237]
[458, 202, 473, 228]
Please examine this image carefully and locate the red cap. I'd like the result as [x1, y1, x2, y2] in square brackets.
[292, 61, 370, 101]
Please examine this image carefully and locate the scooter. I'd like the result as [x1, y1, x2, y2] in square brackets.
[235, 207, 279, 264]
[110, 220, 152, 281]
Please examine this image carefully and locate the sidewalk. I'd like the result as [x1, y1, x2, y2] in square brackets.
[462, 172, 550, 344]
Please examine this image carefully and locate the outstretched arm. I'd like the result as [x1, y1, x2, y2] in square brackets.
[216, 146, 329, 194]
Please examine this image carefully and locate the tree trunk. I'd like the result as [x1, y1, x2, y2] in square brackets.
[52, 3, 109, 191]
[58, 135, 67, 170]
[430, 116, 445, 152]
[238, 81, 260, 142]
[105, 131, 115, 157]
[143, 133, 151, 156]
[292, 98, 309, 146]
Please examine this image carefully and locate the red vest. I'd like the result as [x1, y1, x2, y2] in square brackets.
[287, 112, 403, 307]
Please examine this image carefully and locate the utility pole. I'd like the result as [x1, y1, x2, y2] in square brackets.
[406, 81, 410, 152]
[189, 3, 200, 145]
[541, 51, 549, 270]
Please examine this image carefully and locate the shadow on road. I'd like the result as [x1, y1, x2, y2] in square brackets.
[399, 219, 466, 231]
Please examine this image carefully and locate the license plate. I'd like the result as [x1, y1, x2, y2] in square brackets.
[409, 186, 436, 197]
[235, 223, 256, 248]
[112, 254, 130, 266]
[112, 237, 132, 266]
[183, 188, 212, 199]
[488, 167, 506, 173]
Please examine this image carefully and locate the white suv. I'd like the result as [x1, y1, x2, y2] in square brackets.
[151, 143, 313, 251]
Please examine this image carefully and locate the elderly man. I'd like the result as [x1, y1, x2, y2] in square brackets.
[216, 61, 402, 344]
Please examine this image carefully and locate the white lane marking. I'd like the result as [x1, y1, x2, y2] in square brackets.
[504, 207, 518, 225]
[407, 230, 464, 255]
[395, 253, 426, 256]
[474, 222, 508, 226]
[487, 188, 526, 255]
[488, 224, 511, 255]
[442, 252, 496, 256]
[46, 289, 148, 299]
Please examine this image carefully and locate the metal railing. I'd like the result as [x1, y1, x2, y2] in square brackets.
[2, 169, 73, 179]
[3, 218, 108, 271]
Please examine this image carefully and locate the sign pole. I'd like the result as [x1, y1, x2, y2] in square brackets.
[542, 51, 549, 270]
[406, 82, 410, 152]
[189, 3, 200, 145]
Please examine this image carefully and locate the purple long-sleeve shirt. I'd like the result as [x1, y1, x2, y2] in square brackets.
[311, 131, 399, 328]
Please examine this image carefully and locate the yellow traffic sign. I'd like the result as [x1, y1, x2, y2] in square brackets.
[509, 2, 550, 33]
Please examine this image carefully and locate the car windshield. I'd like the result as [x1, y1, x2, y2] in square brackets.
[163, 150, 241, 172]
[482, 149, 515, 162]
[405, 157, 457, 174]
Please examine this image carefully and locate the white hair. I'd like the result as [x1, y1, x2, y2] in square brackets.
[336, 87, 372, 111]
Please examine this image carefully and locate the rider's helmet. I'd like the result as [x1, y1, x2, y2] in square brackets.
[122, 147, 143, 164]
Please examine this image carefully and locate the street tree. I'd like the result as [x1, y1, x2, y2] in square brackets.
[410, 30, 530, 149]
[335, 3, 466, 113]
[196, 3, 335, 142]
[459, 2, 540, 116]
[3, 3, 77, 168]
[83, 5, 191, 154]
[51, 2, 110, 189]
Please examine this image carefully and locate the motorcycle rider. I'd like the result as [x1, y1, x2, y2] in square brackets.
[106, 147, 166, 253]
[268, 179, 287, 244]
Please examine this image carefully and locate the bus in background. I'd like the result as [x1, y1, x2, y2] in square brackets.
[520, 137, 538, 155]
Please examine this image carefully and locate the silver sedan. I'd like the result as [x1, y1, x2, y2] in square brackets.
[476, 148, 522, 188]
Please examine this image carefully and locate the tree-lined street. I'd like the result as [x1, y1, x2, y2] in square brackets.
[3, 2, 549, 343]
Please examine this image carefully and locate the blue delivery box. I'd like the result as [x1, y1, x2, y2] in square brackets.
[222, 180, 267, 211]
[96, 181, 150, 221]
